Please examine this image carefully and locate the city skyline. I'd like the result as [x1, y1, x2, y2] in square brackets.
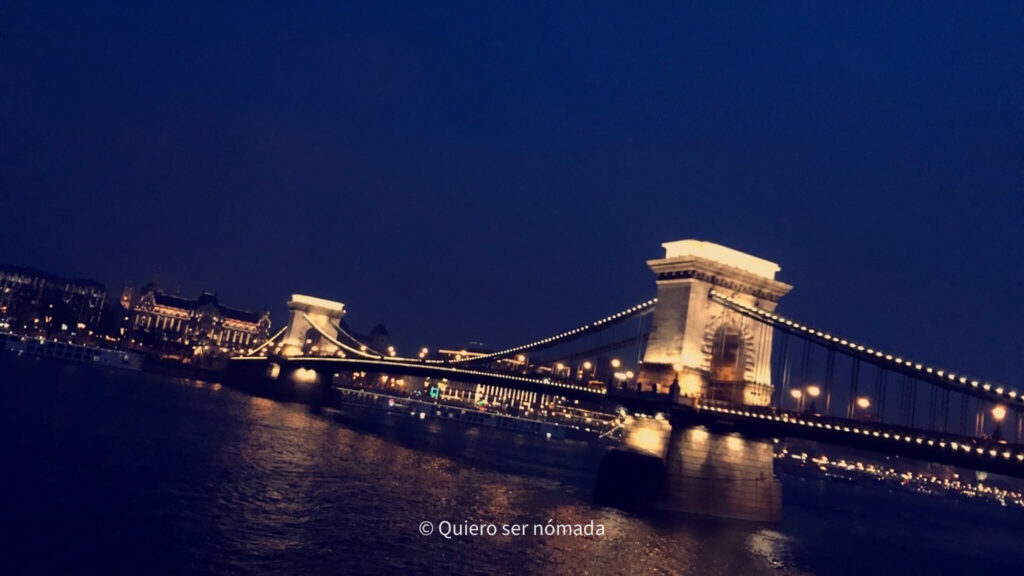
[2, 2, 1022, 382]
[4, 4, 1024, 574]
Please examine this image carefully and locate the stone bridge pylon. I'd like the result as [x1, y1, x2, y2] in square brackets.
[638, 240, 792, 406]
[280, 294, 346, 357]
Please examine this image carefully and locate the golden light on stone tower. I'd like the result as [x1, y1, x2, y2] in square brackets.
[638, 240, 792, 406]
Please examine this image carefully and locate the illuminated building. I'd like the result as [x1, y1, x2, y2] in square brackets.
[0, 265, 106, 334]
[120, 284, 133, 310]
[128, 283, 270, 354]
[0, 266, 48, 327]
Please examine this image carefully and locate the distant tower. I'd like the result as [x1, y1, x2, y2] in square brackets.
[368, 324, 390, 354]
[120, 284, 134, 310]
[638, 240, 792, 406]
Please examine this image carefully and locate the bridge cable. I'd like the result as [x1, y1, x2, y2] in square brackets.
[299, 313, 604, 396]
[327, 320, 386, 358]
[708, 289, 1024, 411]
[824, 348, 835, 416]
[875, 368, 886, 424]
[302, 313, 383, 359]
[849, 358, 860, 419]
[246, 326, 287, 356]
[775, 332, 789, 409]
[451, 298, 658, 365]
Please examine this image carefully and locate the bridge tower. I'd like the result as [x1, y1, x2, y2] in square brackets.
[280, 294, 346, 356]
[638, 240, 791, 406]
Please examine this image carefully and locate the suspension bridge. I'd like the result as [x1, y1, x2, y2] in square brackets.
[228, 239, 1024, 521]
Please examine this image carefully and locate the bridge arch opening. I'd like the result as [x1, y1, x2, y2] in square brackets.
[710, 324, 745, 383]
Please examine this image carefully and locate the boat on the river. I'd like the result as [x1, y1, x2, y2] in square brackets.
[0, 332, 144, 371]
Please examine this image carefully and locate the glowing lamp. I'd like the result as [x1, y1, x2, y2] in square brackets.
[992, 405, 1007, 422]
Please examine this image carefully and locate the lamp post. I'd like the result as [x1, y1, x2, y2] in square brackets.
[613, 372, 627, 389]
[805, 385, 820, 414]
[516, 354, 526, 373]
[790, 389, 803, 412]
[856, 396, 871, 419]
[580, 361, 592, 381]
[992, 405, 1007, 442]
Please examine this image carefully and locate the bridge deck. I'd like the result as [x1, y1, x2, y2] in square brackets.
[231, 356, 607, 400]
[677, 403, 1024, 479]
[231, 356, 1024, 478]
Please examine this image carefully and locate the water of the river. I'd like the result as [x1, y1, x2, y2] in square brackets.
[2, 357, 1022, 575]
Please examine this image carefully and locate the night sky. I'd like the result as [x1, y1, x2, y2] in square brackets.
[2, 3, 1022, 383]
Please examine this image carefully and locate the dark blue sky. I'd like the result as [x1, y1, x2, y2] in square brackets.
[1, 2, 1022, 383]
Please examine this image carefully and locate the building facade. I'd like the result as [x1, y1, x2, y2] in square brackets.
[129, 284, 271, 355]
[0, 265, 106, 335]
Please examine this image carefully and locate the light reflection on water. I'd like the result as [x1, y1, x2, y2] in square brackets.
[1, 359, 1023, 575]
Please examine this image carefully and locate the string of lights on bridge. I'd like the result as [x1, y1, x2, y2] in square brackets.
[327, 319, 447, 365]
[450, 298, 658, 364]
[708, 289, 1024, 411]
[285, 356, 607, 396]
[251, 299, 658, 370]
[306, 314, 448, 365]
[246, 326, 287, 356]
[250, 314, 601, 396]
[697, 404, 1024, 464]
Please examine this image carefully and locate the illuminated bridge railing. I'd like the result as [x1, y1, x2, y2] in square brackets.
[235, 355, 607, 397]
[693, 403, 1024, 472]
[709, 289, 1024, 411]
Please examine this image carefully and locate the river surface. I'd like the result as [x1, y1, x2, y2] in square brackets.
[2, 357, 1023, 575]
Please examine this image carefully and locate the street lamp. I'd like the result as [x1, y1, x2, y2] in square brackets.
[806, 385, 820, 398]
[992, 405, 1007, 442]
[579, 361, 593, 381]
[790, 389, 803, 411]
[856, 397, 871, 410]
[992, 405, 1007, 422]
[611, 358, 621, 369]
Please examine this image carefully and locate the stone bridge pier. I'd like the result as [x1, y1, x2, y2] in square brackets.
[638, 239, 792, 406]
[594, 415, 781, 522]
